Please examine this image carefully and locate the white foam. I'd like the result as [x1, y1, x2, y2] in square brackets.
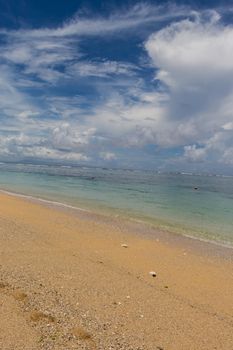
[0, 189, 91, 213]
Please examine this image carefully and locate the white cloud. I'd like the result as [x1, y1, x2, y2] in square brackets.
[100, 152, 116, 161]
[0, 66, 39, 122]
[221, 148, 233, 165]
[21, 146, 89, 162]
[17, 110, 39, 119]
[0, 3, 189, 83]
[52, 123, 96, 151]
[1, 5, 154, 86]
[184, 145, 207, 162]
[0, 5, 233, 170]
[143, 10, 233, 164]
[9, 4, 188, 39]
[0, 38, 74, 83]
[0, 132, 90, 163]
[222, 122, 233, 131]
[70, 61, 138, 78]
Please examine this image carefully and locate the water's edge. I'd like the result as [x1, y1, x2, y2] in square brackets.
[0, 165, 232, 246]
[1, 188, 233, 255]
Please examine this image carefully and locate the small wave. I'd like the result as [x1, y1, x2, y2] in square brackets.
[0, 189, 91, 213]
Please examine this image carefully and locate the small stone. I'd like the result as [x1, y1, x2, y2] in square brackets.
[121, 244, 128, 248]
[149, 271, 157, 277]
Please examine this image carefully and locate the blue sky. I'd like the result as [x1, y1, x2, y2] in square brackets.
[0, 0, 233, 173]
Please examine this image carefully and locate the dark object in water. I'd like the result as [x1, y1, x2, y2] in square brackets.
[194, 187, 198, 190]
[87, 176, 95, 180]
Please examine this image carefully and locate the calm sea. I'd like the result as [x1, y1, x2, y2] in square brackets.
[0, 163, 232, 246]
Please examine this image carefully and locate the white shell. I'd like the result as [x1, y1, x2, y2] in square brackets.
[149, 271, 157, 277]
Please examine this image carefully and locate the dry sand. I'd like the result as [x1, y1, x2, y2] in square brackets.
[0, 192, 232, 349]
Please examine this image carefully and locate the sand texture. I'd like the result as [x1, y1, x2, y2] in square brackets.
[0, 192, 233, 349]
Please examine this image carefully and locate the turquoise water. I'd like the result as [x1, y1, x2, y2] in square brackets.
[0, 163, 232, 245]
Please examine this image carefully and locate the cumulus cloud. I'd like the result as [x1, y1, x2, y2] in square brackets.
[144, 10, 233, 165]
[21, 147, 89, 162]
[0, 131, 90, 163]
[0, 4, 233, 171]
[52, 123, 96, 151]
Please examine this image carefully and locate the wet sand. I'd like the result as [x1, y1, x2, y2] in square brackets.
[0, 192, 233, 349]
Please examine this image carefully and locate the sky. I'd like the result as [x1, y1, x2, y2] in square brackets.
[0, 0, 233, 174]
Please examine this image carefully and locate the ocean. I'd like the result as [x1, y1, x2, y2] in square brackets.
[0, 163, 232, 246]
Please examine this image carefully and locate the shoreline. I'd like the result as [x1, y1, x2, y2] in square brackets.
[1, 188, 233, 260]
[0, 191, 233, 349]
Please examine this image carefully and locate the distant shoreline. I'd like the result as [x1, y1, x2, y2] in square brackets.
[1, 161, 233, 178]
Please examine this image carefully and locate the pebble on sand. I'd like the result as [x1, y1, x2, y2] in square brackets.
[121, 244, 128, 248]
[149, 271, 157, 277]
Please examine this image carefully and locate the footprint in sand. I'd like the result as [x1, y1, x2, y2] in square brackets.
[11, 290, 27, 301]
[30, 310, 56, 323]
[0, 281, 8, 289]
[71, 326, 97, 349]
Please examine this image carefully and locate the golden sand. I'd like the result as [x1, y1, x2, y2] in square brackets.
[0, 192, 232, 349]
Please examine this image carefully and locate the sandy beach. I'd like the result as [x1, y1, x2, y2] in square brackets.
[0, 192, 233, 350]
